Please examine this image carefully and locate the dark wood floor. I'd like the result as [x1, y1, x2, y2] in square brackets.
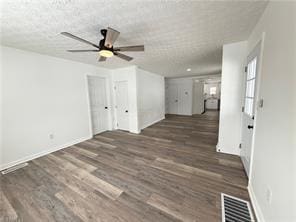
[1, 111, 249, 222]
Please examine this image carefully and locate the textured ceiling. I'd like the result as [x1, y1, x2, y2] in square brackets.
[0, 0, 268, 77]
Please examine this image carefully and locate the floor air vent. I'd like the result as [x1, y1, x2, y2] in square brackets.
[221, 193, 254, 222]
[1, 163, 28, 175]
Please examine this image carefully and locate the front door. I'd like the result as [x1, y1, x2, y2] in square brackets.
[241, 42, 261, 177]
[115, 81, 129, 131]
[88, 76, 108, 135]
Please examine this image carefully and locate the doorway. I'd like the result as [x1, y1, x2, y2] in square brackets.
[240, 42, 261, 177]
[204, 82, 220, 111]
[167, 82, 192, 115]
[114, 81, 129, 131]
[87, 76, 109, 135]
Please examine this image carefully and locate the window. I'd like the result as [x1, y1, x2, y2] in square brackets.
[210, 87, 217, 95]
[244, 57, 257, 116]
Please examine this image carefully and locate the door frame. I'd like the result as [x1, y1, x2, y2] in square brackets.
[86, 75, 112, 136]
[241, 34, 265, 181]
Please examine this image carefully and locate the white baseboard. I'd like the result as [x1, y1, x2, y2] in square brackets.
[215, 145, 240, 156]
[140, 116, 165, 130]
[0, 135, 91, 171]
[130, 129, 141, 134]
[248, 184, 265, 222]
[216, 143, 220, 152]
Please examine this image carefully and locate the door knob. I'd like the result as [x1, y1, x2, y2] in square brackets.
[105, 107, 108, 109]
[248, 125, 254, 129]
[125, 110, 128, 113]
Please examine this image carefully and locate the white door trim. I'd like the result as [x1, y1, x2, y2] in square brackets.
[247, 33, 265, 184]
[241, 34, 265, 181]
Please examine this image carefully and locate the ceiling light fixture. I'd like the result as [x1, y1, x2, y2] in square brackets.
[99, 49, 114, 58]
[187, 68, 191, 72]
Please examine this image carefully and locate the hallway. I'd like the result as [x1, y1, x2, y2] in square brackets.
[1, 112, 249, 222]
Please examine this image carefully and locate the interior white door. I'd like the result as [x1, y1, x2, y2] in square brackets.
[88, 76, 108, 135]
[241, 43, 261, 177]
[168, 84, 178, 114]
[178, 84, 191, 115]
[193, 81, 204, 114]
[115, 81, 129, 131]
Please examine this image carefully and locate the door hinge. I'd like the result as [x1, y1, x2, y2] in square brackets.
[258, 99, 264, 108]
[242, 106, 245, 112]
[116, 123, 119, 127]
[239, 143, 242, 149]
[114, 86, 116, 90]
[245, 66, 248, 73]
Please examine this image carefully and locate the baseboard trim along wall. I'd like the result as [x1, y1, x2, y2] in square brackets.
[216, 143, 240, 156]
[0, 136, 91, 171]
[140, 117, 165, 130]
[248, 184, 265, 222]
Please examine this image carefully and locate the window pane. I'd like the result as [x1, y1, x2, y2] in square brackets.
[250, 79, 255, 97]
[245, 57, 257, 116]
[246, 81, 250, 97]
[249, 98, 253, 115]
[251, 58, 257, 79]
[247, 57, 257, 80]
[247, 63, 252, 80]
[244, 98, 254, 116]
[244, 98, 249, 114]
[246, 79, 256, 98]
[210, 87, 216, 95]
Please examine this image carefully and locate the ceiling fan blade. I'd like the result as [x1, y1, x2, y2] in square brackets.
[114, 45, 144, 52]
[104, 27, 120, 48]
[98, 56, 107, 62]
[61, 32, 100, 49]
[114, 52, 133, 61]
[67, 49, 100, 52]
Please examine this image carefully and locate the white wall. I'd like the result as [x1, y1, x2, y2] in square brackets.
[165, 81, 169, 114]
[247, 2, 296, 221]
[0, 46, 111, 170]
[1, 46, 165, 169]
[111, 66, 139, 134]
[217, 41, 247, 155]
[137, 68, 165, 129]
[0, 48, 3, 166]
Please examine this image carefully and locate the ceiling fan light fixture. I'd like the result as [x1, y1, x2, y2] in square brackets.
[99, 49, 113, 58]
[62, 27, 144, 62]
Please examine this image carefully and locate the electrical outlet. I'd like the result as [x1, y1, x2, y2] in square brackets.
[49, 134, 54, 140]
[266, 187, 272, 204]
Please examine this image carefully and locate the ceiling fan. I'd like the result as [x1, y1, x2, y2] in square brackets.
[61, 27, 144, 62]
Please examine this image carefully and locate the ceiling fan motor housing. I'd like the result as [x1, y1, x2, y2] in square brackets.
[99, 29, 113, 51]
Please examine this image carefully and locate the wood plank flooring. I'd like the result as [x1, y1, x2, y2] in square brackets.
[0, 111, 249, 222]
